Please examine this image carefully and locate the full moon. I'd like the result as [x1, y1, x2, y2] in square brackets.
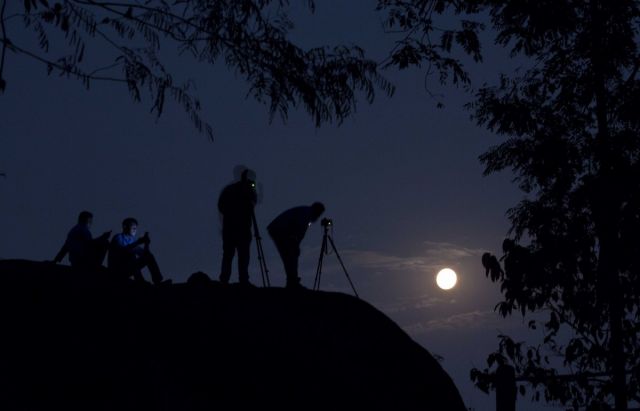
[436, 268, 458, 290]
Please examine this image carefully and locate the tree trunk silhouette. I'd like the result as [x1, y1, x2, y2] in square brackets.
[591, 2, 627, 409]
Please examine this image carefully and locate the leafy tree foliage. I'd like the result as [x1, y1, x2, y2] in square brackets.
[468, 1, 640, 410]
[0, 0, 394, 137]
[376, 0, 484, 104]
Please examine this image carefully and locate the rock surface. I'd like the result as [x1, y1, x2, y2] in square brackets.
[0, 259, 466, 410]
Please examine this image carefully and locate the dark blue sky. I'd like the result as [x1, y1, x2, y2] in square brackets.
[0, 2, 562, 410]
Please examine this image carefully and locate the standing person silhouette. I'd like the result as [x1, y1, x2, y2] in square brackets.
[108, 217, 163, 285]
[267, 202, 325, 289]
[218, 168, 258, 286]
[53, 210, 111, 270]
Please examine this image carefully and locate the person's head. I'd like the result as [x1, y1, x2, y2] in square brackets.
[122, 217, 138, 236]
[78, 211, 93, 227]
[310, 202, 325, 222]
[241, 168, 256, 181]
[241, 168, 257, 189]
[240, 168, 256, 188]
[234, 165, 256, 181]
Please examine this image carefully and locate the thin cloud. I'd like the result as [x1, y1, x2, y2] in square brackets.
[381, 295, 446, 314]
[298, 242, 491, 328]
[401, 310, 497, 336]
[333, 241, 485, 274]
[422, 241, 486, 260]
[342, 250, 433, 272]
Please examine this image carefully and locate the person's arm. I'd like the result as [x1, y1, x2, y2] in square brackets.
[125, 238, 146, 250]
[92, 230, 112, 244]
[292, 208, 313, 243]
[292, 222, 308, 244]
[113, 234, 146, 252]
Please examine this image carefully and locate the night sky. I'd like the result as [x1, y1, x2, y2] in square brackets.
[0, 2, 559, 410]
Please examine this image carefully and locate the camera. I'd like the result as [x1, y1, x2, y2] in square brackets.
[245, 178, 256, 189]
[321, 217, 333, 227]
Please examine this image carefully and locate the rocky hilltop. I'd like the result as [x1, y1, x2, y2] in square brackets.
[0, 260, 466, 411]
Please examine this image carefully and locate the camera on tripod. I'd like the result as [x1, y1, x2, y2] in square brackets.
[314, 217, 358, 298]
[321, 217, 333, 228]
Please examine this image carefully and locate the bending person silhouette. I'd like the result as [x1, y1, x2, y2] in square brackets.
[218, 168, 258, 285]
[108, 217, 163, 285]
[267, 202, 325, 289]
[54, 211, 111, 269]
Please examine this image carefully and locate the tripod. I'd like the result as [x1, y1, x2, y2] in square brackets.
[313, 221, 359, 298]
[252, 210, 271, 287]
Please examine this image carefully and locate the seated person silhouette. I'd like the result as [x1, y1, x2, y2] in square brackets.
[108, 217, 163, 285]
[267, 202, 325, 289]
[54, 210, 111, 269]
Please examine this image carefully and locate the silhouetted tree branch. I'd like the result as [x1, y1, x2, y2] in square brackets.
[376, 0, 484, 107]
[1, 0, 395, 137]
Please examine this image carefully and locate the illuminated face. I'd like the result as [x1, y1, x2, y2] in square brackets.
[125, 224, 138, 237]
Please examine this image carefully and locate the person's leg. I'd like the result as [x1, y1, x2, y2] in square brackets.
[283, 243, 301, 288]
[128, 256, 145, 282]
[271, 235, 300, 288]
[140, 250, 163, 285]
[237, 236, 252, 284]
[220, 231, 235, 283]
[270, 234, 288, 283]
[91, 238, 109, 268]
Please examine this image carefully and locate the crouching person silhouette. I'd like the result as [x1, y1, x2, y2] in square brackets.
[267, 202, 325, 289]
[53, 210, 111, 270]
[108, 217, 163, 285]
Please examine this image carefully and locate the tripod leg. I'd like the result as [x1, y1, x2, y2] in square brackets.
[255, 237, 266, 287]
[314, 234, 328, 291]
[252, 211, 270, 287]
[256, 235, 270, 287]
[328, 236, 359, 298]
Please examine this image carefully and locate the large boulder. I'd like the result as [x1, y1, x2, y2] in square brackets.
[0, 260, 466, 410]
